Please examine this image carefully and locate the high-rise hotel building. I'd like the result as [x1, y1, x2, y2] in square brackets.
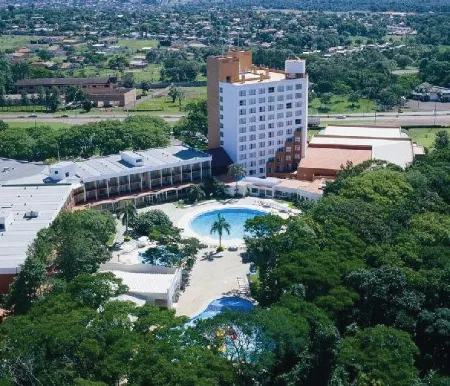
[207, 50, 308, 177]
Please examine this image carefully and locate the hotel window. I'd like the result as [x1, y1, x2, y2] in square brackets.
[268, 114, 275, 120]
[239, 109, 246, 115]
[250, 134, 257, 141]
[239, 99, 246, 106]
[239, 136, 246, 142]
[259, 106, 265, 112]
[239, 154, 247, 160]
[286, 94, 293, 100]
[259, 115, 266, 121]
[259, 97, 265, 104]
[239, 90, 246, 96]
[277, 139, 284, 145]
[249, 89, 256, 95]
[250, 125, 257, 131]
[295, 84, 302, 90]
[259, 150, 265, 157]
[239, 145, 247, 151]
[239, 118, 246, 124]
[220, 131, 224, 137]
[268, 148, 275, 155]
[277, 85, 284, 92]
[220, 96, 223, 102]
[249, 98, 256, 105]
[268, 105, 275, 111]
[268, 140, 274, 146]
[295, 93, 302, 98]
[220, 106, 223, 111]
[259, 167, 265, 174]
[250, 152, 256, 159]
[286, 120, 293, 126]
[286, 102, 292, 109]
[286, 85, 293, 91]
[220, 87, 223, 93]
[259, 133, 266, 139]
[239, 127, 246, 133]
[286, 128, 293, 134]
[220, 114, 223, 119]
[277, 112, 284, 119]
[277, 130, 284, 136]
[295, 101, 302, 107]
[277, 103, 283, 110]
[220, 140, 224, 146]
[220, 123, 223, 128]
[250, 161, 256, 166]
[295, 136, 301, 142]
[268, 132, 274, 138]
[295, 110, 302, 116]
[268, 123, 274, 129]
[249, 107, 256, 114]
[259, 124, 265, 130]
[286, 155, 292, 161]
[259, 141, 266, 147]
[268, 87, 275, 93]
[286, 111, 293, 118]
[295, 145, 301, 151]
[286, 147, 292, 152]
[241, 162, 247, 168]
[250, 143, 257, 149]
[249, 116, 256, 122]
[277, 121, 284, 127]
[259, 159, 266, 165]
[259, 88, 266, 94]
[268, 96, 275, 102]
[277, 95, 284, 101]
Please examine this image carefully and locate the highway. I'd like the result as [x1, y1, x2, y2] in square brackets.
[1, 110, 450, 126]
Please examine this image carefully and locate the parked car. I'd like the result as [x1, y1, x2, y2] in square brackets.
[336, 114, 346, 119]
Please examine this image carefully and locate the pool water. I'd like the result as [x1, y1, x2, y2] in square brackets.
[190, 296, 254, 323]
[189, 207, 267, 242]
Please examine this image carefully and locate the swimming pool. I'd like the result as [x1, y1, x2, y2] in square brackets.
[190, 296, 254, 323]
[189, 207, 267, 243]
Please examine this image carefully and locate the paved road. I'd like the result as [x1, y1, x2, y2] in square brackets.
[2, 110, 450, 126]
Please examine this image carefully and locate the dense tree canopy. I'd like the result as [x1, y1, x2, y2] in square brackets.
[0, 116, 170, 161]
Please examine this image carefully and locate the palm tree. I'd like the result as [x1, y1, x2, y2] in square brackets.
[210, 214, 231, 249]
[187, 184, 206, 204]
[228, 163, 246, 197]
[116, 201, 137, 235]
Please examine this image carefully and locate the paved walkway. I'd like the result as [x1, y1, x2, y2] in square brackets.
[175, 248, 251, 317]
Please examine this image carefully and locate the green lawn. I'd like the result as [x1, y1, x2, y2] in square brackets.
[309, 96, 375, 114]
[135, 86, 206, 113]
[118, 38, 159, 51]
[404, 127, 450, 149]
[0, 35, 43, 50]
[5, 121, 73, 129]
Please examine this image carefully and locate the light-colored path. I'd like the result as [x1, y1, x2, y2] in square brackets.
[175, 248, 250, 317]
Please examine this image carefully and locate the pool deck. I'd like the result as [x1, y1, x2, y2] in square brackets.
[174, 247, 251, 317]
[115, 197, 291, 317]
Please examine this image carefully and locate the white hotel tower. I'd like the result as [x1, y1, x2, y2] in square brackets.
[207, 50, 308, 177]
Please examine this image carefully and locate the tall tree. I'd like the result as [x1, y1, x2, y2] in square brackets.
[210, 214, 231, 248]
[228, 163, 246, 196]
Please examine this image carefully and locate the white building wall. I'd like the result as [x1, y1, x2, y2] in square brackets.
[219, 65, 308, 177]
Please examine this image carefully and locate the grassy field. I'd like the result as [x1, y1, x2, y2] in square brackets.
[118, 39, 159, 51]
[404, 127, 450, 149]
[5, 121, 73, 129]
[135, 86, 206, 113]
[0, 35, 42, 50]
[309, 96, 375, 114]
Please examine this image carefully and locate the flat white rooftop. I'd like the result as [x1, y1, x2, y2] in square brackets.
[222, 70, 287, 86]
[319, 125, 409, 139]
[0, 184, 72, 273]
[55, 145, 211, 183]
[110, 270, 177, 295]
